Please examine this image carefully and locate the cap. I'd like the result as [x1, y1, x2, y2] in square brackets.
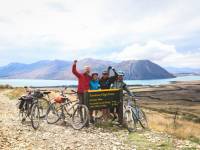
[92, 73, 98, 76]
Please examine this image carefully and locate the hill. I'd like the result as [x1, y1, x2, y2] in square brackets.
[165, 67, 200, 76]
[0, 58, 174, 80]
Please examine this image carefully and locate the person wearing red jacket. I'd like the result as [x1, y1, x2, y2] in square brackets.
[72, 60, 92, 104]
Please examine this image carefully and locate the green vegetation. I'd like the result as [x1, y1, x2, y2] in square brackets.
[189, 136, 200, 145]
[127, 132, 174, 150]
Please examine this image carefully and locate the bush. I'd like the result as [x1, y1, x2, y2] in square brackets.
[0, 84, 13, 89]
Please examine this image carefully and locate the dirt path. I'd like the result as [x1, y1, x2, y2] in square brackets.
[0, 89, 199, 150]
[0, 89, 134, 150]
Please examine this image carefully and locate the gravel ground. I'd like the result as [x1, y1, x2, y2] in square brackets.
[0, 90, 134, 150]
[0, 89, 199, 150]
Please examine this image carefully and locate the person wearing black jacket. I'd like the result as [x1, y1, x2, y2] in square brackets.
[99, 66, 118, 89]
[99, 66, 118, 120]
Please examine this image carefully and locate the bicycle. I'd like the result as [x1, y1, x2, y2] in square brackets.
[17, 88, 50, 129]
[37, 91, 51, 118]
[46, 89, 89, 130]
[31, 90, 51, 129]
[123, 94, 148, 132]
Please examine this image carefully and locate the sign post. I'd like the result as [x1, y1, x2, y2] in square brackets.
[84, 89, 123, 123]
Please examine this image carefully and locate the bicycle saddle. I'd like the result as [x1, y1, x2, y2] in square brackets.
[43, 91, 51, 94]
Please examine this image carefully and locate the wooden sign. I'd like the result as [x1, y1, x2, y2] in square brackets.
[84, 89, 123, 110]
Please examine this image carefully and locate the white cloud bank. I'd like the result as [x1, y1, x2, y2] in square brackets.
[109, 40, 200, 68]
[0, 0, 199, 68]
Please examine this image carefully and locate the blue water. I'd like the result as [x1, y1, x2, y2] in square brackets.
[0, 76, 200, 87]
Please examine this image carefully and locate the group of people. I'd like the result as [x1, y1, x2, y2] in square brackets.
[72, 60, 133, 124]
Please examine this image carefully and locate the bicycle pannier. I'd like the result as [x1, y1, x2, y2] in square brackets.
[54, 96, 65, 103]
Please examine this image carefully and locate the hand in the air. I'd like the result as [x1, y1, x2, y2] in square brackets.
[108, 66, 112, 70]
[74, 60, 78, 64]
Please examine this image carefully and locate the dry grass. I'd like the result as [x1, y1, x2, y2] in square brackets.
[6, 88, 25, 100]
[146, 110, 200, 143]
[5, 88, 77, 104]
[0, 84, 13, 89]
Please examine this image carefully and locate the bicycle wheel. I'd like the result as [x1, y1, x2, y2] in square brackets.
[71, 104, 89, 130]
[19, 109, 26, 122]
[46, 102, 62, 124]
[38, 98, 50, 118]
[31, 103, 40, 130]
[124, 109, 136, 132]
[19, 102, 30, 122]
[136, 107, 148, 129]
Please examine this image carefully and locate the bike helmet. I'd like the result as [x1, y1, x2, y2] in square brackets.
[102, 70, 109, 75]
[118, 71, 125, 76]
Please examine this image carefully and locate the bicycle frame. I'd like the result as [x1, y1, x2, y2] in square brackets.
[53, 95, 79, 119]
[60, 101, 77, 116]
[124, 96, 141, 120]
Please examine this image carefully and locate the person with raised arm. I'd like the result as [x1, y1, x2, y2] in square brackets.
[72, 60, 92, 104]
[99, 66, 118, 120]
[111, 71, 134, 124]
[99, 66, 118, 89]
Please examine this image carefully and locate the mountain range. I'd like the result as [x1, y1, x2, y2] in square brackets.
[0, 58, 175, 80]
[165, 67, 200, 74]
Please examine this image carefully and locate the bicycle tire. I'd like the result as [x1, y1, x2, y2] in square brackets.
[19, 102, 30, 121]
[31, 103, 40, 130]
[71, 104, 89, 130]
[46, 102, 61, 124]
[124, 109, 136, 132]
[38, 98, 50, 118]
[19, 109, 26, 122]
[137, 108, 148, 129]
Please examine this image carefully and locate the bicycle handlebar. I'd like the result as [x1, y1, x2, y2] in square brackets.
[60, 90, 77, 95]
[71, 90, 77, 94]
[123, 93, 135, 97]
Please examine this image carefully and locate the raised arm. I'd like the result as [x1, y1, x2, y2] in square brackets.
[112, 67, 118, 77]
[107, 66, 112, 76]
[108, 66, 118, 83]
[72, 60, 81, 78]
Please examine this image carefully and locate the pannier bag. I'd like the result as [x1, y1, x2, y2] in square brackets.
[18, 96, 33, 110]
[33, 90, 43, 98]
[54, 96, 65, 103]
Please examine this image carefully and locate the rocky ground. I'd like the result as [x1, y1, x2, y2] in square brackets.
[0, 89, 200, 150]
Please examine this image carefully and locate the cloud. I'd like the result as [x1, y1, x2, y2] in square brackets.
[46, 2, 69, 12]
[108, 40, 200, 68]
[0, 0, 199, 67]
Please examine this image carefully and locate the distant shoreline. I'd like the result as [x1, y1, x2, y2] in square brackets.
[0, 75, 200, 88]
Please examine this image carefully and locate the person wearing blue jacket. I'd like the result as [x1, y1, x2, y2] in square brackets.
[89, 73, 100, 123]
[90, 73, 100, 90]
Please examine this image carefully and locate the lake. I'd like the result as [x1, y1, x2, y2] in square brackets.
[0, 75, 200, 87]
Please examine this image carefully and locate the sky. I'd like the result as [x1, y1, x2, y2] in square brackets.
[0, 0, 200, 68]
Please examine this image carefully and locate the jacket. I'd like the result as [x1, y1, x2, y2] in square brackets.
[72, 64, 92, 93]
[99, 68, 118, 89]
[112, 81, 133, 96]
[90, 80, 100, 90]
